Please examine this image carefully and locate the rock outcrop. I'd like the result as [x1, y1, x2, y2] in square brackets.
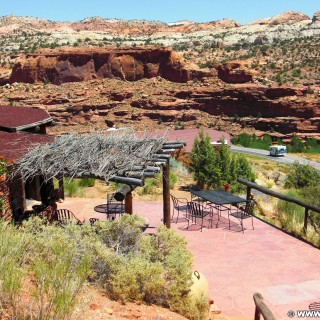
[1, 77, 319, 139]
[312, 10, 320, 23]
[9, 47, 211, 84]
[267, 11, 310, 25]
[217, 62, 253, 84]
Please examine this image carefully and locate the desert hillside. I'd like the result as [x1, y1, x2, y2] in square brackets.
[0, 10, 319, 140]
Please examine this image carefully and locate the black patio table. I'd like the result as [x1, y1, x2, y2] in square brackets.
[190, 189, 247, 206]
[94, 203, 125, 220]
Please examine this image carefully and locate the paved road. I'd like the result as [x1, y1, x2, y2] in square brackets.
[230, 145, 320, 172]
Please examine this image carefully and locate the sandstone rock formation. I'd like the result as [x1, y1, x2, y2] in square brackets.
[1, 76, 318, 140]
[217, 62, 253, 84]
[9, 47, 211, 84]
[267, 11, 310, 26]
[312, 10, 320, 23]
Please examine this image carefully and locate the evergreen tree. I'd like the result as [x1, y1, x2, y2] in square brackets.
[214, 142, 230, 185]
[189, 131, 216, 188]
[190, 132, 255, 192]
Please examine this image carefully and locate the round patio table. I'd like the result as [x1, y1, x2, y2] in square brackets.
[94, 203, 124, 220]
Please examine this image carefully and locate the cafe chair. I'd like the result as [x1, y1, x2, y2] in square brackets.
[170, 194, 188, 223]
[228, 200, 255, 233]
[186, 201, 218, 232]
[106, 193, 125, 219]
[55, 209, 83, 225]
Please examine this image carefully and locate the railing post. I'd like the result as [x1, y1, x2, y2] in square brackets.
[163, 161, 171, 229]
[303, 208, 309, 234]
[254, 305, 261, 320]
[253, 292, 276, 320]
[246, 186, 251, 202]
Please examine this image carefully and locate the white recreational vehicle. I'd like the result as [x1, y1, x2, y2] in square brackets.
[269, 145, 287, 156]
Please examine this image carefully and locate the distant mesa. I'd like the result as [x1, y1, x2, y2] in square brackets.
[9, 47, 211, 85]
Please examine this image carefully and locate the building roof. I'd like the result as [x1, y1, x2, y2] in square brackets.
[0, 131, 53, 162]
[0, 105, 53, 132]
[165, 128, 231, 152]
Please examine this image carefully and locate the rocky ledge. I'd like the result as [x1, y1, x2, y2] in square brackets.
[9, 47, 211, 84]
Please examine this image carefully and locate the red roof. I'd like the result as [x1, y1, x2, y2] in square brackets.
[0, 105, 52, 131]
[0, 131, 53, 162]
[165, 128, 231, 152]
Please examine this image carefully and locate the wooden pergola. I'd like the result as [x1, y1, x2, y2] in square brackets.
[13, 130, 185, 228]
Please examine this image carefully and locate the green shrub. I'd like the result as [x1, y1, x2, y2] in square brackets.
[78, 178, 96, 187]
[169, 172, 178, 188]
[285, 162, 320, 188]
[64, 178, 84, 197]
[275, 190, 304, 228]
[299, 186, 320, 229]
[0, 221, 28, 317]
[0, 215, 203, 319]
[24, 219, 92, 319]
[137, 176, 160, 195]
[91, 220, 205, 319]
[107, 255, 165, 303]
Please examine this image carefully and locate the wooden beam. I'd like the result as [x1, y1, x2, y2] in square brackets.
[163, 141, 186, 146]
[114, 184, 137, 201]
[162, 160, 171, 229]
[110, 176, 144, 186]
[162, 144, 185, 149]
[132, 165, 160, 172]
[154, 154, 171, 159]
[159, 149, 176, 154]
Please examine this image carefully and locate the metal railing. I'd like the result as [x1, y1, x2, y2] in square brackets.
[253, 293, 276, 320]
[238, 178, 320, 234]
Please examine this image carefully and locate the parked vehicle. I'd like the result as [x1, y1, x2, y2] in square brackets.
[269, 145, 287, 156]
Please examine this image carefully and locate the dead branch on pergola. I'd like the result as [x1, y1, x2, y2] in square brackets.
[13, 130, 166, 183]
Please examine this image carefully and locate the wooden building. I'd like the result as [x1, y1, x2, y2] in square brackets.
[0, 105, 54, 221]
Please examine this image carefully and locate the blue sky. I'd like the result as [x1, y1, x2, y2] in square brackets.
[0, 0, 319, 24]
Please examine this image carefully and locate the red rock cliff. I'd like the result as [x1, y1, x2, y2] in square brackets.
[9, 47, 211, 84]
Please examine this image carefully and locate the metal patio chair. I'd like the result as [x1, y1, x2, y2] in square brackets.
[106, 193, 125, 220]
[55, 209, 83, 225]
[228, 200, 255, 233]
[170, 194, 188, 223]
[186, 201, 218, 231]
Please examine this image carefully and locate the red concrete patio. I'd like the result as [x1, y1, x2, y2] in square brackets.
[58, 197, 320, 320]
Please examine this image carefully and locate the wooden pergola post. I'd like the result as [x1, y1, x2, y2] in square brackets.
[58, 175, 65, 200]
[162, 160, 171, 228]
[125, 192, 133, 215]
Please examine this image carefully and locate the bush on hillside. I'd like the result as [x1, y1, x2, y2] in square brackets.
[285, 162, 320, 188]
[0, 215, 207, 320]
